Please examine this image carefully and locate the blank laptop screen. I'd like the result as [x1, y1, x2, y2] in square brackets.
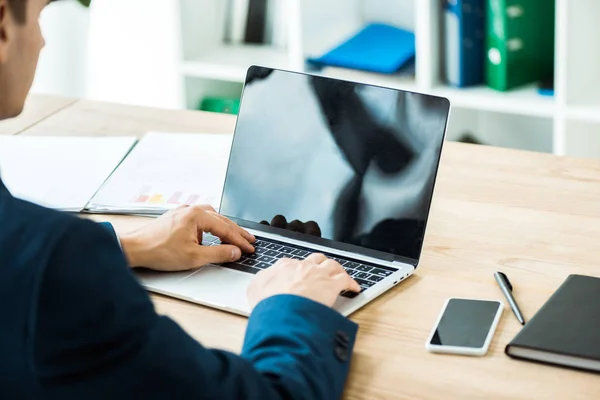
[220, 66, 450, 263]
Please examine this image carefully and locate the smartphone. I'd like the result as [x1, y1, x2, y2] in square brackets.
[425, 298, 504, 356]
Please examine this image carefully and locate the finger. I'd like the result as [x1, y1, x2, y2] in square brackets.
[240, 228, 256, 244]
[318, 259, 345, 275]
[272, 257, 295, 268]
[334, 273, 362, 293]
[260, 258, 294, 275]
[195, 212, 254, 253]
[198, 204, 216, 212]
[213, 222, 255, 253]
[213, 213, 256, 243]
[191, 207, 254, 252]
[195, 244, 242, 266]
[304, 253, 328, 264]
[187, 205, 212, 239]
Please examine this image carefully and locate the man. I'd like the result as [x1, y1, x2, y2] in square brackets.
[0, 0, 361, 398]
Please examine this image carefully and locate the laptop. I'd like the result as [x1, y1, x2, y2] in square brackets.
[136, 66, 450, 317]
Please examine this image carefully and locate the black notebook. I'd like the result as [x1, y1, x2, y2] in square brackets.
[506, 274, 600, 372]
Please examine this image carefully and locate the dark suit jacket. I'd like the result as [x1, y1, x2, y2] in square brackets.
[0, 178, 357, 399]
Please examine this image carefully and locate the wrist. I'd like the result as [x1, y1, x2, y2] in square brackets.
[119, 232, 150, 268]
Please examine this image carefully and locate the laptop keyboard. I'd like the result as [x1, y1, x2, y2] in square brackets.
[202, 234, 395, 298]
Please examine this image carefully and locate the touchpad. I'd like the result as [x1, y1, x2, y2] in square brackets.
[176, 266, 253, 314]
[135, 268, 198, 288]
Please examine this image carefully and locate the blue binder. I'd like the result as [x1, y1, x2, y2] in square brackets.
[444, 0, 485, 87]
[307, 23, 415, 74]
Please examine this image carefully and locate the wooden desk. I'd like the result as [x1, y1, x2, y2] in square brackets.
[16, 98, 600, 399]
[20, 99, 236, 138]
[0, 94, 76, 135]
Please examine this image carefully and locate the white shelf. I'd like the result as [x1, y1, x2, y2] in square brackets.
[430, 84, 556, 117]
[313, 68, 554, 118]
[176, 0, 600, 158]
[181, 44, 290, 82]
[566, 106, 600, 124]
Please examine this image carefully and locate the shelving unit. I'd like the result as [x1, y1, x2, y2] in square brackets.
[430, 84, 556, 118]
[171, 0, 600, 158]
[564, 121, 600, 159]
[181, 44, 290, 82]
[566, 107, 600, 124]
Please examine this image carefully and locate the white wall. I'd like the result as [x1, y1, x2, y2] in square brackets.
[85, 0, 183, 109]
[32, 0, 90, 98]
[362, 0, 415, 30]
[32, 0, 184, 109]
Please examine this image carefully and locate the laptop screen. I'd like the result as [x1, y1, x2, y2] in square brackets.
[220, 66, 450, 264]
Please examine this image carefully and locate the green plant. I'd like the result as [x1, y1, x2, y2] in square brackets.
[77, 0, 91, 7]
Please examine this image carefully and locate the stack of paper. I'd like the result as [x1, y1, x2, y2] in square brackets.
[0, 136, 137, 211]
[86, 132, 232, 214]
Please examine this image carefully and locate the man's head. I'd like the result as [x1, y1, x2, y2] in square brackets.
[0, 0, 49, 119]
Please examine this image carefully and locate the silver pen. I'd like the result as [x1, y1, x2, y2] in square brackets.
[494, 271, 525, 325]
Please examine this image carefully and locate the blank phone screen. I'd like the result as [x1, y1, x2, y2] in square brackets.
[429, 299, 501, 348]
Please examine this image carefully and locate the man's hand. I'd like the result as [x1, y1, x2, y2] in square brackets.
[119, 205, 255, 271]
[247, 254, 361, 309]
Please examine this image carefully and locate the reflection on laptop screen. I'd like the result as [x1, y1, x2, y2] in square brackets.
[221, 66, 450, 262]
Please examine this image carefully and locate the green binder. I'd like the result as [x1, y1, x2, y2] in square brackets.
[199, 97, 240, 115]
[485, 0, 555, 91]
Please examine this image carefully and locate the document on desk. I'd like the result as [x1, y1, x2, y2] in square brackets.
[86, 132, 232, 215]
[0, 136, 137, 211]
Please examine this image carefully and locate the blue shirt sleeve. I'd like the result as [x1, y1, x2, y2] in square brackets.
[98, 221, 120, 247]
[34, 218, 358, 400]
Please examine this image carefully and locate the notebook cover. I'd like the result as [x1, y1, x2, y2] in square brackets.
[307, 23, 415, 74]
[506, 275, 600, 369]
